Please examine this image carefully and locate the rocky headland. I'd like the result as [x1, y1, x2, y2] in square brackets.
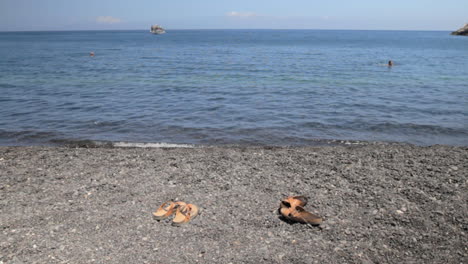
[451, 23, 468, 36]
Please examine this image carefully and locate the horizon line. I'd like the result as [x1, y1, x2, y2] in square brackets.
[0, 28, 455, 33]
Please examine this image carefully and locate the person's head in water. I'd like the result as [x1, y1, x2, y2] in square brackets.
[90, 51, 95, 57]
[388, 60, 393, 67]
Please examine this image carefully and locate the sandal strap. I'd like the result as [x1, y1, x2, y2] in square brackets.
[177, 204, 194, 222]
[160, 201, 176, 217]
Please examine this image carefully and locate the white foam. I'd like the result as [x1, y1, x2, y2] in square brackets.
[113, 142, 194, 148]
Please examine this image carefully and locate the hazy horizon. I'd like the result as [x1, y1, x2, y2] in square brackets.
[0, 28, 462, 33]
[1, 0, 467, 32]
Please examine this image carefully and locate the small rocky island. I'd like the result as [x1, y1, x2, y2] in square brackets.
[451, 23, 468, 36]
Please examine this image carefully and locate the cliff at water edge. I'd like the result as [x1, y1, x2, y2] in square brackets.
[451, 23, 468, 36]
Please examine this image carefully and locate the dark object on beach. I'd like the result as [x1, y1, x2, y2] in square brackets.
[279, 196, 322, 225]
[451, 24, 468, 36]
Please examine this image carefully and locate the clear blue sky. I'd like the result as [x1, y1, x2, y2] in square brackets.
[1, 0, 467, 31]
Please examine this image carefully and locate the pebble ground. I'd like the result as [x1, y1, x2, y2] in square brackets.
[0, 144, 467, 263]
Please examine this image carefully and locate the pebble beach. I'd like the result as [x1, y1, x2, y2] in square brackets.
[1, 143, 466, 263]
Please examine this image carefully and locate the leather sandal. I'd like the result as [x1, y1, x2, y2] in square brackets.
[279, 205, 294, 219]
[153, 201, 177, 220]
[172, 203, 199, 226]
[288, 205, 323, 225]
[279, 196, 322, 225]
[281, 196, 308, 208]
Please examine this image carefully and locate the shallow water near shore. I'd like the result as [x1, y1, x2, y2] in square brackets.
[0, 30, 467, 146]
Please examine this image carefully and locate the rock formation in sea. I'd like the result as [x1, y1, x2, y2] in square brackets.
[451, 23, 468, 36]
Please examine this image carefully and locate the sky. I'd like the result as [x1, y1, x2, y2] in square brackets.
[1, 0, 467, 31]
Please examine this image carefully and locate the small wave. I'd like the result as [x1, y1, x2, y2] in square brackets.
[113, 142, 194, 148]
[302, 121, 467, 136]
[50, 139, 114, 148]
[0, 129, 64, 146]
[42, 138, 195, 148]
[366, 122, 468, 136]
[0, 83, 18, 88]
[0, 129, 60, 141]
[208, 97, 226, 101]
[91, 120, 126, 127]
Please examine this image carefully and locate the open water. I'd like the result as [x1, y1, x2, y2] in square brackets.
[0, 30, 467, 146]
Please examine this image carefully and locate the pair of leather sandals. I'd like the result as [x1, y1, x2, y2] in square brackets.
[279, 196, 323, 225]
[153, 201, 199, 226]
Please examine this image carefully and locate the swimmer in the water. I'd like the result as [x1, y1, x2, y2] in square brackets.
[388, 60, 393, 67]
[90, 51, 95, 57]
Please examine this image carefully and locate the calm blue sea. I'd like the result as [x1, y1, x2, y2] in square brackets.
[0, 30, 467, 146]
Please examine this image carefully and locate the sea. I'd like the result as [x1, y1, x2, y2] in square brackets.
[0, 30, 467, 147]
